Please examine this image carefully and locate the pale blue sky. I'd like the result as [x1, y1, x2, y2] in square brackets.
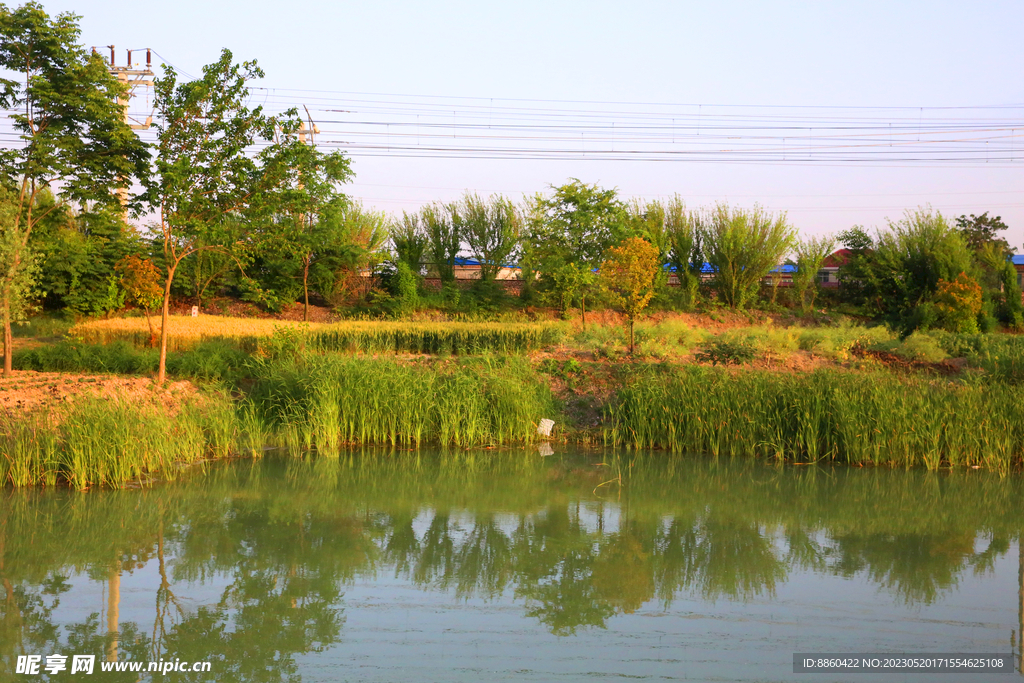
[46, 1, 1024, 242]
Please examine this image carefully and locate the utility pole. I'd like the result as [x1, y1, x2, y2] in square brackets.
[93, 46, 155, 212]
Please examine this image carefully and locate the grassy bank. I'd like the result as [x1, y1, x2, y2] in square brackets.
[607, 366, 1024, 473]
[0, 394, 237, 490]
[7, 315, 1024, 489]
[243, 355, 556, 452]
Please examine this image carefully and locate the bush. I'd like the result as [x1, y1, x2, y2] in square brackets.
[694, 338, 757, 365]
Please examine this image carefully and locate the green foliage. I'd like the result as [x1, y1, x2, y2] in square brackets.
[703, 204, 794, 309]
[791, 234, 836, 313]
[147, 49, 316, 380]
[0, 2, 148, 373]
[528, 179, 629, 318]
[456, 192, 522, 282]
[308, 322, 566, 355]
[866, 208, 977, 332]
[956, 211, 1011, 254]
[391, 210, 429, 275]
[422, 203, 461, 285]
[664, 197, 706, 310]
[391, 261, 419, 313]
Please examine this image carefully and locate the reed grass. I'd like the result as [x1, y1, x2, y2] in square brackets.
[243, 355, 555, 452]
[0, 394, 237, 489]
[74, 316, 566, 355]
[606, 365, 1024, 472]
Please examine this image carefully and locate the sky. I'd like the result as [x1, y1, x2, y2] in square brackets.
[30, 0, 1024, 244]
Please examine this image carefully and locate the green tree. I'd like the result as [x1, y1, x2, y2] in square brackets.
[251, 128, 353, 321]
[791, 235, 836, 313]
[457, 193, 522, 282]
[956, 212, 1011, 254]
[664, 198, 706, 310]
[311, 201, 388, 308]
[422, 203, 461, 286]
[868, 208, 976, 332]
[528, 179, 629, 325]
[391, 211, 429, 277]
[703, 204, 794, 309]
[600, 237, 659, 354]
[0, 2, 149, 375]
[144, 49, 311, 383]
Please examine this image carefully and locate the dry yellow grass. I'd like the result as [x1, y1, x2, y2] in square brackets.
[75, 315, 322, 343]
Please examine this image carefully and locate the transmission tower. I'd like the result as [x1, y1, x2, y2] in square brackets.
[93, 45, 155, 130]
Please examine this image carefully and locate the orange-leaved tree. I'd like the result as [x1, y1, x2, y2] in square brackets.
[934, 271, 982, 334]
[114, 255, 163, 346]
[600, 237, 659, 355]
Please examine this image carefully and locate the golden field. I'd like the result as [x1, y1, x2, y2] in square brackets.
[73, 316, 567, 354]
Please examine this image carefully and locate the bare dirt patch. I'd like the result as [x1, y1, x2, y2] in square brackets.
[0, 371, 198, 416]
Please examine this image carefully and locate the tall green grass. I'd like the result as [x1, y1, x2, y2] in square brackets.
[243, 356, 555, 452]
[606, 365, 1024, 472]
[13, 339, 250, 383]
[306, 322, 565, 355]
[0, 395, 237, 489]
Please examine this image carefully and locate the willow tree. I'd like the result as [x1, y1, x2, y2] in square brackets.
[144, 49, 307, 383]
[704, 204, 794, 309]
[664, 197, 706, 310]
[456, 192, 522, 282]
[0, 2, 149, 375]
[791, 234, 836, 313]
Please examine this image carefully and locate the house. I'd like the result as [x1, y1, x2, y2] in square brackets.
[817, 249, 854, 289]
[764, 264, 796, 287]
[450, 257, 522, 281]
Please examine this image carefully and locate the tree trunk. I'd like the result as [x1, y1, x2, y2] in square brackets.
[629, 318, 634, 356]
[581, 295, 587, 329]
[157, 265, 177, 385]
[2, 308, 11, 378]
[303, 255, 310, 323]
[107, 561, 121, 663]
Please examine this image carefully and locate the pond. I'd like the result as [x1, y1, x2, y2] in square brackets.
[1, 450, 1022, 681]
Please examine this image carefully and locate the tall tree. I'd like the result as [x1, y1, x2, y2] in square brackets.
[791, 235, 836, 313]
[0, 2, 149, 376]
[664, 197, 706, 310]
[457, 193, 522, 282]
[252, 128, 352, 321]
[422, 203, 461, 286]
[956, 212, 1011, 255]
[869, 208, 976, 331]
[528, 179, 629, 325]
[144, 49, 307, 383]
[391, 211, 429, 276]
[703, 204, 794, 309]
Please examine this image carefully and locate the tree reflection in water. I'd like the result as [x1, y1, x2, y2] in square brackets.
[0, 452, 1021, 679]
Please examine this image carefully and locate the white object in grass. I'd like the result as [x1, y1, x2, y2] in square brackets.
[537, 419, 555, 437]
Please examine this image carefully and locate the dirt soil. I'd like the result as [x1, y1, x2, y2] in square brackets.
[0, 371, 198, 417]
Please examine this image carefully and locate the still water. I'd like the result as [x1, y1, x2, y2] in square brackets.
[1, 450, 1022, 682]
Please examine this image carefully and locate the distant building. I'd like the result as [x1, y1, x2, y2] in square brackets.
[1011, 255, 1024, 289]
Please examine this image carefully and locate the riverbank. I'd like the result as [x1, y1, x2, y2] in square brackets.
[5, 315, 1024, 488]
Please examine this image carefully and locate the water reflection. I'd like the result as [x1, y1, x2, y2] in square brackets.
[1, 452, 1022, 679]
